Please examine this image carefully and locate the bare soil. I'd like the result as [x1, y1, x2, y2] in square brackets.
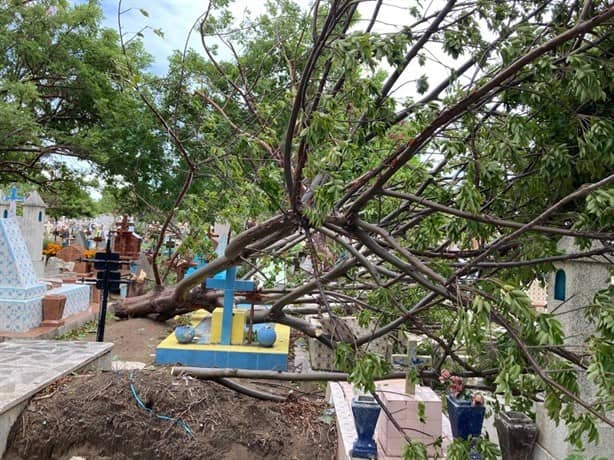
[82, 316, 173, 363]
[5, 315, 335, 459]
[5, 369, 336, 460]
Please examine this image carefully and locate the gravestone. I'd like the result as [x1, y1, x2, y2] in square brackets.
[329, 380, 451, 459]
[0, 216, 47, 332]
[135, 252, 155, 281]
[534, 237, 613, 459]
[202, 229, 255, 345]
[206, 265, 255, 345]
[56, 245, 87, 273]
[112, 216, 142, 259]
[44, 257, 71, 276]
[0, 207, 92, 333]
[74, 230, 88, 249]
[307, 314, 392, 370]
[375, 380, 444, 458]
[405, 336, 418, 395]
[156, 222, 290, 370]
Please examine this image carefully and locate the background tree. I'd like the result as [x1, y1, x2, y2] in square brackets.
[0, 0, 159, 217]
[41, 178, 97, 218]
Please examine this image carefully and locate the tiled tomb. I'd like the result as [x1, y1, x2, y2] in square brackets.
[308, 314, 392, 370]
[0, 218, 47, 332]
[0, 217, 91, 333]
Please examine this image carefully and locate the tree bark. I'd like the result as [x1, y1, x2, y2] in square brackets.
[114, 286, 222, 321]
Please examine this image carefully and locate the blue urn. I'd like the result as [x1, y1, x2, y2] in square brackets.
[174, 325, 196, 344]
[350, 395, 381, 459]
[446, 395, 485, 440]
[257, 325, 277, 347]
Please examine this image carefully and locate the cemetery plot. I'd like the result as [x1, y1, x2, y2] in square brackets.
[0, 340, 113, 457]
[329, 380, 453, 460]
[156, 225, 291, 371]
[155, 309, 291, 371]
[5, 369, 336, 460]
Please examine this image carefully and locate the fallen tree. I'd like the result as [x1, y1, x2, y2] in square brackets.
[112, 0, 613, 452]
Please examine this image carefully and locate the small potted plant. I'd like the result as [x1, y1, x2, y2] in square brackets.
[174, 315, 196, 344]
[440, 369, 485, 440]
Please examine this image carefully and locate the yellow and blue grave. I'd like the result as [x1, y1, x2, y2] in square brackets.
[156, 232, 290, 370]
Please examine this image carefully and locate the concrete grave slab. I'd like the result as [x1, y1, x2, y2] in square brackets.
[0, 339, 113, 457]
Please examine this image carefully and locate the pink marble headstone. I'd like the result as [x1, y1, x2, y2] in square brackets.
[375, 379, 443, 458]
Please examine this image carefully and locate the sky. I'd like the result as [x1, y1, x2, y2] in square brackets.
[73, 0, 460, 102]
[75, 0, 304, 75]
[71, 0, 461, 197]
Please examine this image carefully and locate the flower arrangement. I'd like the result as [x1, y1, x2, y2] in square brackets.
[174, 314, 193, 327]
[84, 249, 97, 259]
[440, 369, 484, 406]
[42, 242, 62, 257]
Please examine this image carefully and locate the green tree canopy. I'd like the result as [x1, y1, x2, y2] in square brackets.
[25, 0, 609, 454]
[120, 2, 613, 452]
[0, 0, 155, 202]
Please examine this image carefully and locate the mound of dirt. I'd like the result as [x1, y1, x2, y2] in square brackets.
[6, 369, 336, 460]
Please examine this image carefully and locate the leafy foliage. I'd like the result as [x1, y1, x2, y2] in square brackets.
[14, 0, 611, 450]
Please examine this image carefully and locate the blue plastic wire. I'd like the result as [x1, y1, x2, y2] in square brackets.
[129, 370, 194, 436]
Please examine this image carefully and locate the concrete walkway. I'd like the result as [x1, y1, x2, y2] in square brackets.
[0, 339, 113, 457]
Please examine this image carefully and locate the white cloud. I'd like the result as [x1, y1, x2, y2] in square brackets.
[356, 0, 475, 104]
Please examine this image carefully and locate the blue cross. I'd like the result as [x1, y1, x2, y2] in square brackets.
[197, 228, 256, 345]
[206, 266, 255, 345]
[3, 186, 24, 217]
[186, 231, 230, 280]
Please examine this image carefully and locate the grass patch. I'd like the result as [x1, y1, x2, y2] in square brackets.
[54, 320, 97, 341]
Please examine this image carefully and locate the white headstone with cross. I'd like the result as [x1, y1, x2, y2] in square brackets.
[1, 187, 47, 277]
[405, 337, 418, 395]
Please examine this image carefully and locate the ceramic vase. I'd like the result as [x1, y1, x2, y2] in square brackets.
[494, 411, 537, 460]
[257, 325, 277, 347]
[174, 325, 196, 344]
[350, 395, 381, 459]
[446, 395, 486, 440]
[42, 294, 67, 326]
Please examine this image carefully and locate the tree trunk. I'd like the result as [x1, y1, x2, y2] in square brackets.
[114, 286, 222, 321]
[114, 215, 297, 321]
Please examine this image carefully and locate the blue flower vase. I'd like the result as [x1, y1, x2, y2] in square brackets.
[257, 325, 277, 347]
[446, 394, 485, 440]
[174, 325, 196, 344]
[350, 395, 381, 459]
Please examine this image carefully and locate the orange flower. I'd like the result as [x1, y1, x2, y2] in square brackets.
[42, 243, 62, 256]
